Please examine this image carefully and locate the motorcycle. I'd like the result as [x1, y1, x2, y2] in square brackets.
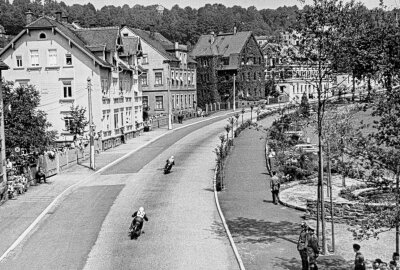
[129, 218, 142, 240]
[164, 161, 173, 174]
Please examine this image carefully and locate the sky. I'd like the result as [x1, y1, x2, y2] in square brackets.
[59, 0, 400, 10]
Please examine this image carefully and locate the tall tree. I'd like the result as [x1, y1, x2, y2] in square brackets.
[3, 82, 57, 154]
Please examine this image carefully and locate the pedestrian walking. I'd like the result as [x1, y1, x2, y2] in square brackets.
[270, 171, 280, 205]
[390, 252, 400, 270]
[307, 226, 320, 270]
[353, 243, 366, 270]
[297, 222, 309, 270]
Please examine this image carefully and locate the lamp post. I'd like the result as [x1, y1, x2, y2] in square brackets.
[233, 73, 236, 112]
[241, 107, 245, 125]
[87, 77, 95, 170]
[250, 104, 254, 122]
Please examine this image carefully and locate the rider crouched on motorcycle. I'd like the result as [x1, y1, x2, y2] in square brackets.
[132, 207, 148, 232]
[166, 156, 175, 166]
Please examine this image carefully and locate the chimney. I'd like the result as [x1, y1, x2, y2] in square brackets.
[62, 15, 68, 24]
[25, 10, 34, 25]
[233, 26, 237, 35]
[175, 42, 179, 50]
[55, 11, 62, 22]
[149, 24, 155, 39]
[209, 31, 215, 44]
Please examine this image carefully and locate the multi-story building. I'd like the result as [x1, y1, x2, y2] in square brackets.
[261, 36, 331, 103]
[190, 29, 266, 108]
[120, 26, 197, 120]
[0, 12, 143, 150]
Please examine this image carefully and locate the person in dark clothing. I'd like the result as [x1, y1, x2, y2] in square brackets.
[35, 167, 46, 184]
[270, 171, 280, 205]
[389, 252, 399, 270]
[297, 222, 309, 270]
[131, 207, 149, 232]
[307, 226, 320, 270]
[353, 243, 366, 270]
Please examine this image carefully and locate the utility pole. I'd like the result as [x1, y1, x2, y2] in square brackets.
[87, 77, 95, 170]
[233, 73, 236, 112]
[167, 67, 172, 130]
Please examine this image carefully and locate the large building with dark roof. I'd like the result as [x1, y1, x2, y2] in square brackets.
[190, 30, 265, 108]
[121, 26, 197, 121]
[0, 12, 144, 149]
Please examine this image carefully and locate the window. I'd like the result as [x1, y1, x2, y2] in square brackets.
[112, 78, 118, 93]
[172, 94, 175, 109]
[30, 50, 39, 67]
[171, 71, 175, 86]
[185, 95, 187, 107]
[101, 79, 108, 94]
[142, 54, 148, 64]
[180, 95, 183, 108]
[48, 49, 57, 66]
[155, 72, 163, 85]
[176, 95, 179, 108]
[142, 96, 149, 109]
[140, 72, 148, 86]
[16, 55, 22, 67]
[114, 110, 119, 129]
[155, 96, 163, 110]
[123, 33, 128, 37]
[222, 57, 229, 65]
[63, 81, 72, 98]
[39, 33, 46, 39]
[65, 54, 72, 65]
[120, 110, 124, 127]
[64, 118, 73, 130]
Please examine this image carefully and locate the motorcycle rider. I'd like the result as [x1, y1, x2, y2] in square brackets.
[131, 207, 148, 234]
[165, 155, 175, 172]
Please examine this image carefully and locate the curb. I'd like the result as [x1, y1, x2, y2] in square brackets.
[278, 197, 307, 212]
[0, 111, 235, 263]
[213, 165, 246, 270]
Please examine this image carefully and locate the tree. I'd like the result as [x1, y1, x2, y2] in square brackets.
[295, 0, 359, 254]
[3, 82, 57, 155]
[65, 104, 89, 139]
[299, 92, 310, 117]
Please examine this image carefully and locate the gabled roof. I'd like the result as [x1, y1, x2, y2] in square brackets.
[0, 16, 112, 68]
[127, 27, 179, 62]
[190, 31, 253, 58]
[0, 59, 9, 70]
[74, 27, 120, 52]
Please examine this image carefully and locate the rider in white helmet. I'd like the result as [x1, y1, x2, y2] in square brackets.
[132, 206, 148, 232]
[167, 156, 175, 165]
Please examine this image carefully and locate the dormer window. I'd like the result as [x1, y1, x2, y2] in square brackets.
[39, 33, 47, 39]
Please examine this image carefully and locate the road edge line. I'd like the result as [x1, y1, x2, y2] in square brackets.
[213, 165, 246, 270]
[0, 112, 235, 263]
[0, 131, 168, 263]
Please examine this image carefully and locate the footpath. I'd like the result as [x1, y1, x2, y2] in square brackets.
[219, 116, 351, 270]
[0, 110, 234, 260]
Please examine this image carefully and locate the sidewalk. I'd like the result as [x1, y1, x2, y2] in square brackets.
[0, 110, 233, 259]
[218, 116, 351, 270]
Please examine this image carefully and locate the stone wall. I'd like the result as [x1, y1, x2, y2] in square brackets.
[305, 199, 394, 226]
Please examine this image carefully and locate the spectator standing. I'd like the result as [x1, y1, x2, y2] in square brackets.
[307, 226, 320, 270]
[270, 171, 280, 205]
[297, 222, 309, 270]
[390, 252, 400, 270]
[353, 243, 366, 270]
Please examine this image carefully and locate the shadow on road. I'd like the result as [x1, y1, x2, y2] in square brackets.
[225, 217, 299, 245]
[273, 256, 351, 270]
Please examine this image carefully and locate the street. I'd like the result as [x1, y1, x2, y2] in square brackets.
[0, 115, 239, 270]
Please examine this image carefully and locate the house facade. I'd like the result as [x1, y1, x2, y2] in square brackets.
[120, 26, 197, 121]
[0, 12, 143, 150]
[261, 36, 332, 103]
[190, 30, 266, 108]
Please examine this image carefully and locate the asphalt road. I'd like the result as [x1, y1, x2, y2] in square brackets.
[0, 115, 240, 270]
